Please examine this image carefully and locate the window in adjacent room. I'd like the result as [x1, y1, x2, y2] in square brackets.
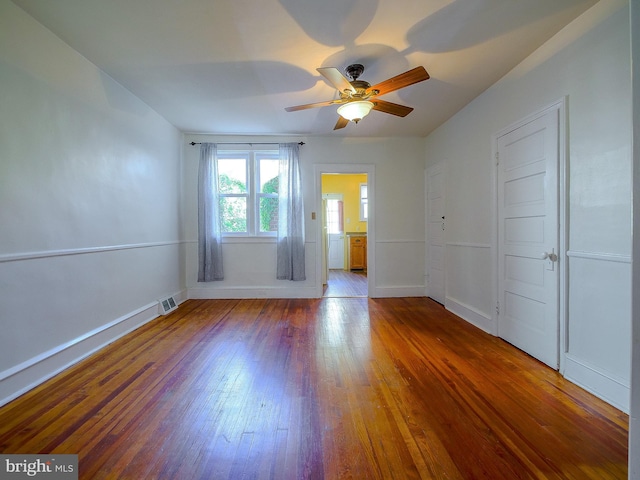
[217, 150, 279, 235]
[359, 183, 368, 221]
[324, 195, 343, 235]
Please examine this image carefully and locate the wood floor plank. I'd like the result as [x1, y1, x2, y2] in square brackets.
[0, 297, 628, 479]
[324, 270, 367, 297]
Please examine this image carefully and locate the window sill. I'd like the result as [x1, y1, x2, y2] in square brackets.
[221, 235, 277, 244]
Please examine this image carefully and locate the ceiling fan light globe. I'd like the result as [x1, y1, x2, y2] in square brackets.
[337, 101, 374, 123]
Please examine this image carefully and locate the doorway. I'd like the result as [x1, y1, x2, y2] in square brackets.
[315, 164, 375, 298]
[495, 101, 564, 369]
[322, 174, 368, 297]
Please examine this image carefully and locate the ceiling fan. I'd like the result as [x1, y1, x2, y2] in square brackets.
[285, 63, 430, 130]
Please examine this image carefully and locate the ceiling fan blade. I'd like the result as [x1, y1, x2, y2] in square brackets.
[367, 66, 430, 96]
[372, 99, 414, 117]
[317, 67, 356, 94]
[334, 116, 349, 130]
[285, 99, 345, 112]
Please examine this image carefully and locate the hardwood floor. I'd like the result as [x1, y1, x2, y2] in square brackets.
[0, 298, 628, 479]
[324, 269, 367, 297]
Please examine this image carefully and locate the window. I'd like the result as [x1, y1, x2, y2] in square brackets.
[359, 183, 368, 221]
[217, 150, 279, 235]
[323, 194, 343, 234]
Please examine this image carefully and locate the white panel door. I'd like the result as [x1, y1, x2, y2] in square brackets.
[497, 109, 559, 368]
[328, 234, 345, 269]
[427, 163, 445, 305]
[324, 194, 345, 270]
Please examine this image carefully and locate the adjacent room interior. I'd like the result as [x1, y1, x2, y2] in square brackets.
[322, 173, 368, 297]
[0, 0, 638, 477]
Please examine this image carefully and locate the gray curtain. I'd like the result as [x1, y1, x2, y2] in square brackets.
[277, 143, 305, 281]
[198, 143, 224, 281]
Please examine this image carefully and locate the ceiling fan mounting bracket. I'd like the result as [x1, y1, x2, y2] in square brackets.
[345, 64, 365, 81]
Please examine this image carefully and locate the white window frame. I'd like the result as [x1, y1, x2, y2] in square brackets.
[217, 149, 279, 237]
[359, 183, 368, 222]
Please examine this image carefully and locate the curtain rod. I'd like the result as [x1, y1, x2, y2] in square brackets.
[189, 141, 305, 146]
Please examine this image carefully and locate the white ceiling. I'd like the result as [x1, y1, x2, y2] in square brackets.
[12, 0, 598, 137]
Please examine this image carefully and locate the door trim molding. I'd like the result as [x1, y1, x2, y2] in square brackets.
[491, 97, 568, 372]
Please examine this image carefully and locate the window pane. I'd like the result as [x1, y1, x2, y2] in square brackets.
[259, 159, 279, 193]
[259, 196, 278, 232]
[326, 199, 342, 234]
[220, 197, 247, 232]
[360, 183, 368, 221]
[218, 158, 247, 193]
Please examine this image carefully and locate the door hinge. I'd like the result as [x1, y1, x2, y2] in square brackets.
[495, 152, 499, 165]
[496, 301, 500, 316]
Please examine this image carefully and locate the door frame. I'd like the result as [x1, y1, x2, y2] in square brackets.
[315, 164, 375, 298]
[491, 98, 568, 372]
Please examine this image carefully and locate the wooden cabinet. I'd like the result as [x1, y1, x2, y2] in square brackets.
[348, 235, 367, 271]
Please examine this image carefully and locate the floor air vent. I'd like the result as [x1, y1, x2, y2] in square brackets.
[159, 296, 178, 315]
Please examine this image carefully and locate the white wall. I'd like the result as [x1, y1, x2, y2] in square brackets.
[0, 1, 184, 405]
[184, 135, 426, 299]
[424, 0, 631, 411]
